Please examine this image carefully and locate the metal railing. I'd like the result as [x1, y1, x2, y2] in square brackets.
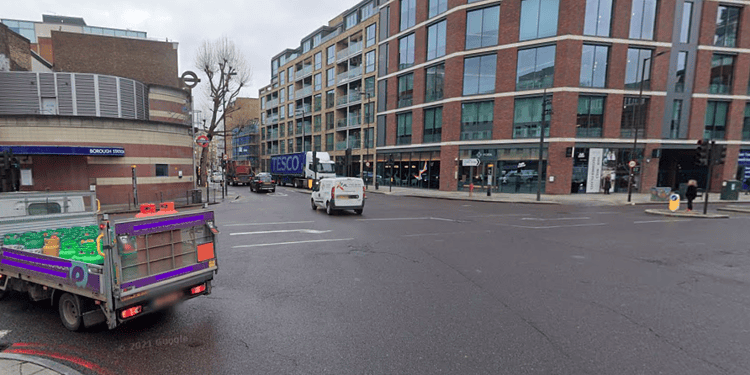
[295, 86, 313, 99]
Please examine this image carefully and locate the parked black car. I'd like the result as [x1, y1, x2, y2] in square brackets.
[250, 173, 276, 193]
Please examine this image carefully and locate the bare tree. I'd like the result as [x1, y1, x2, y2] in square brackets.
[194, 37, 251, 186]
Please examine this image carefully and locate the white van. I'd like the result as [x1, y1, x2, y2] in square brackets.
[311, 177, 365, 215]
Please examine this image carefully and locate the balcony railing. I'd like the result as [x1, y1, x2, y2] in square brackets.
[295, 86, 313, 99]
[295, 104, 312, 116]
[295, 65, 313, 81]
[267, 114, 279, 124]
[337, 66, 362, 84]
[337, 41, 363, 62]
[335, 139, 360, 150]
[336, 116, 362, 129]
[266, 98, 279, 108]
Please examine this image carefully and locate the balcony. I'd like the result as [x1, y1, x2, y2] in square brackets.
[295, 86, 313, 99]
[267, 114, 279, 124]
[295, 104, 312, 117]
[266, 98, 279, 108]
[336, 92, 363, 108]
[295, 65, 313, 81]
[336, 115, 362, 129]
[336, 41, 363, 62]
[337, 66, 362, 84]
[336, 138, 361, 150]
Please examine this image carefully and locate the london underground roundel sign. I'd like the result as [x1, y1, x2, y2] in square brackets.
[196, 135, 209, 148]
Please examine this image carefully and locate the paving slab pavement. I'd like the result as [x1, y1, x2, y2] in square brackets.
[0, 353, 82, 375]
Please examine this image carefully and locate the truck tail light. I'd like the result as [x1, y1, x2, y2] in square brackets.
[121, 306, 142, 319]
[331, 187, 335, 201]
[191, 284, 206, 295]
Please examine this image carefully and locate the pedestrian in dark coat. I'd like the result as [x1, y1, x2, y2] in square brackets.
[686, 179, 698, 212]
[602, 175, 612, 194]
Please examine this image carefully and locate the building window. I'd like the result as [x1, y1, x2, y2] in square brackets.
[366, 24, 377, 47]
[303, 40, 311, 53]
[629, 0, 657, 40]
[346, 12, 359, 29]
[429, 0, 448, 18]
[577, 96, 604, 138]
[280, 141, 286, 154]
[314, 94, 322, 112]
[462, 101, 494, 140]
[743, 103, 750, 140]
[425, 64, 445, 103]
[466, 6, 500, 49]
[669, 100, 683, 139]
[519, 0, 559, 41]
[288, 67, 294, 81]
[675, 52, 687, 93]
[280, 71, 286, 86]
[327, 45, 335, 65]
[326, 133, 334, 151]
[398, 74, 414, 108]
[584, 0, 613, 37]
[424, 107, 442, 143]
[464, 54, 497, 95]
[397, 112, 413, 145]
[513, 97, 550, 139]
[280, 88, 286, 103]
[704, 101, 728, 140]
[364, 102, 374, 124]
[280, 123, 285, 137]
[516, 45, 555, 91]
[326, 68, 335, 87]
[155, 164, 168, 177]
[366, 50, 376, 73]
[715, 5, 740, 47]
[679, 2, 693, 43]
[621, 97, 649, 138]
[280, 105, 286, 119]
[399, 34, 416, 70]
[326, 90, 334, 109]
[427, 20, 447, 60]
[624, 48, 652, 90]
[314, 52, 322, 70]
[314, 73, 322, 91]
[709, 54, 735, 95]
[365, 76, 375, 97]
[580, 44, 608, 88]
[288, 85, 294, 101]
[314, 115, 322, 132]
[400, 0, 417, 31]
[326, 112, 335, 130]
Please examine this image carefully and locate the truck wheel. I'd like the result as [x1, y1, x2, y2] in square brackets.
[326, 202, 333, 215]
[0, 288, 6, 300]
[311, 199, 317, 210]
[354, 209, 363, 215]
[59, 293, 83, 331]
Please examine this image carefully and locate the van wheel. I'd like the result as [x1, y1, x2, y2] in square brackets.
[311, 199, 317, 210]
[59, 293, 83, 331]
[354, 209, 363, 215]
[326, 202, 333, 215]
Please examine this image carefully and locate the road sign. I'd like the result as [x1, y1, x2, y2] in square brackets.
[628, 160, 636, 168]
[462, 158, 480, 167]
[181, 71, 200, 88]
[669, 193, 680, 212]
[223, 154, 228, 160]
[479, 152, 495, 162]
[196, 135, 209, 148]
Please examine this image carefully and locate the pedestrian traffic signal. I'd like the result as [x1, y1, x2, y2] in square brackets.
[713, 144, 727, 165]
[695, 140, 708, 166]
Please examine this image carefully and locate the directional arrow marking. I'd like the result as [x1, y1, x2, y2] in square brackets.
[0, 330, 10, 340]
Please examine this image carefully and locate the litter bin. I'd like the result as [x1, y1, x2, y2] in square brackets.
[191, 189, 202, 204]
[720, 180, 740, 200]
[678, 183, 688, 200]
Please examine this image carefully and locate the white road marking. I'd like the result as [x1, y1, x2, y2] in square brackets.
[521, 217, 591, 221]
[230, 229, 331, 236]
[633, 219, 692, 224]
[233, 238, 353, 248]
[0, 330, 9, 339]
[357, 217, 432, 221]
[510, 223, 608, 229]
[225, 221, 314, 227]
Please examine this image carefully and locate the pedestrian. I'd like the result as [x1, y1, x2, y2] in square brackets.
[685, 179, 698, 212]
[602, 175, 612, 195]
[744, 177, 750, 195]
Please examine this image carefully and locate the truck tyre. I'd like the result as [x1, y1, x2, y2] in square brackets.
[354, 209, 363, 215]
[59, 293, 83, 331]
[311, 199, 317, 210]
[0, 287, 6, 300]
[326, 202, 333, 215]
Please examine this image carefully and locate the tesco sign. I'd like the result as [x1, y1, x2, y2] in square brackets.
[271, 153, 304, 174]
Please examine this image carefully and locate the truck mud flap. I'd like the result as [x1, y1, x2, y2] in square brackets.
[82, 308, 107, 327]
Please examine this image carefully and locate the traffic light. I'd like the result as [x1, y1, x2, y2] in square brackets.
[695, 140, 708, 166]
[713, 144, 727, 165]
[311, 151, 318, 173]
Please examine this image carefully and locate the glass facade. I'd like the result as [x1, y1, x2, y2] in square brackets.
[675, 52, 687, 93]
[629, 0, 657, 40]
[714, 5, 740, 47]
[743, 104, 750, 140]
[399, 34, 415, 70]
[397, 112, 413, 145]
[584, 0, 612, 37]
[400, 0, 417, 31]
[580, 45, 608, 88]
[398, 73, 414, 108]
[378, 152, 441, 189]
[466, 6, 500, 49]
[424, 107, 442, 143]
[516, 45, 555, 90]
[461, 101, 494, 140]
[680, 2, 693, 43]
[463, 54, 497, 95]
[429, 0, 448, 18]
[366, 24, 377, 47]
[577, 96, 604, 138]
[519, 0, 559, 41]
[669, 100, 683, 139]
[621, 97, 649, 138]
[427, 20, 447, 60]
[513, 97, 551, 139]
[624, 48, 652, 90]
[425, 64, 445, 103]
[709, 54, 735, 95]
[704, 101, 728, 140]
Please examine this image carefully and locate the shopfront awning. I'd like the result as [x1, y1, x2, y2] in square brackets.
[0, 146, 125, 156]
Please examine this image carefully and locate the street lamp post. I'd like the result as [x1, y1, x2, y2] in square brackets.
[359, 91, 373, 187]
[627, 50, 667, 202]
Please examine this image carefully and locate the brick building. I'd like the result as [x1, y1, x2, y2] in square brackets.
[262, 0, 750, 195]
[0, 16, 196, 207]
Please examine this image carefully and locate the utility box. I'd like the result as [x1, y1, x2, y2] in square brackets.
[720, 180, 740, 201]
[191, 189, 202, 204]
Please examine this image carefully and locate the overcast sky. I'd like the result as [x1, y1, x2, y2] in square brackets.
[6, 0, 364, 99]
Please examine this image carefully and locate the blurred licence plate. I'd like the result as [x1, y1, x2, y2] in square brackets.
[153, 291, 183, 309]
[337, 195, 358, 200]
